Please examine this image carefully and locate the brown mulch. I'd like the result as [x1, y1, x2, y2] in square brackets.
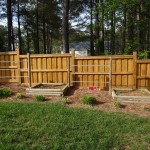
[0, 83, 150, 117]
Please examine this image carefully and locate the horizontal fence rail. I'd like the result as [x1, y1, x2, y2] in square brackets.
[0, 49, 150, 90]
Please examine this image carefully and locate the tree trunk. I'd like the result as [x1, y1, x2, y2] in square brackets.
[26, 28, 30, 53]
[36, 0, 39, 53]
[11, 24, 15, 51]
[148, 6, 150, 50]
[95, 0, 100, 55]
[110, 8, 115, 54]
[17, 1, 22, 54]
[7, 0, 12, 51]
[148, 2, 150, 51]
[62, 0, 69, 53]
[90, 0, 94, 56]
[127, 2, 135, 54]
[46, 24, 50, 53]
[122, 3, 126, 53]
[50, 32, 52, 53]
[43, 18, 46, 54]
[139, 1, 148, 51]
[33, 31, 37, 54]
[99, 0, 104, 54]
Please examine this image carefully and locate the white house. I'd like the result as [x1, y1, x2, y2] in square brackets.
[61, 41, 111, 56]
[69, 41, 90, 56]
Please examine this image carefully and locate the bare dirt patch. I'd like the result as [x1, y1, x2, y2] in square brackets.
[0, 83, 150, 117]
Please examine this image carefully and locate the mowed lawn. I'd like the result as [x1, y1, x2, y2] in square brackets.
[0, 102, 150, 150]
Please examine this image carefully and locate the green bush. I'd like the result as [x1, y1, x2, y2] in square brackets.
[16, 93, 24, 99]
[35, 95, 45, 102]
[0, 88, 11, 98]
[138, 50, 150, 59]
[60, 97, 68, 104]
[81, 96, 96, 105]
[141, 105, 150, 111]
[113, 101, 122, 108]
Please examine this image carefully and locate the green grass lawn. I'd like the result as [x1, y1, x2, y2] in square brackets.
[0, 102, 150, 150]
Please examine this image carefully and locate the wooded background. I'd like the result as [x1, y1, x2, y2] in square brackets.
[0, 0, 150, 58]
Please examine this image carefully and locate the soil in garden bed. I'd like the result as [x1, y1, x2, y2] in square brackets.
[118, 89, 150, 97]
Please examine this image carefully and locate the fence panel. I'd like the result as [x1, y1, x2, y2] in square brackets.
[73, 55, 134, 90]
[0, 51, 18, 83]
[19, 54, 72, 86]
[73, 56, 112, 89]
[111, 56, 134, 88]
[136, 60, 150, 88]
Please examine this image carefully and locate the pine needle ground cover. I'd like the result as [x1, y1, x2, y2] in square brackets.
[0, 102, 150, 150]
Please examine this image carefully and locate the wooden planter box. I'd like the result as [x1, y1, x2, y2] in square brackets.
[112, 88, 150, 103]
[26, 83, 68, 96]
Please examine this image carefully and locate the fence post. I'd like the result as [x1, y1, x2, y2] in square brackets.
[133, 51, 137, 89]
[27, 53, 31, 88]
[109, 57, 112, 94]
[71, 50, 75, 86]
[67, 57, 70, 87]
[16, 48, 21, 84]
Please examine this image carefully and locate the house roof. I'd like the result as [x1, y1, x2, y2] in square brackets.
[69, 41, 90, 51]
[69, 41, 111, 51]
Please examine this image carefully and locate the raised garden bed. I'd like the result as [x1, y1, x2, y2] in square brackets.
[26, 83, 68, 96]
[112, 88, 150, 103]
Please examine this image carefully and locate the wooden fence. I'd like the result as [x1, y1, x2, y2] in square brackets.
[136, 60, 150, 88]
[0, 49, 150, 89]
[0, 51, 19, 83]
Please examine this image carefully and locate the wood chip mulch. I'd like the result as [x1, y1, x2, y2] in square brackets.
[0, 83, 150, 117]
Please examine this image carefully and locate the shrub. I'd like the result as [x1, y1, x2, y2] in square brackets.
[60, 97, 68, 104]
[82, 96, 96, 105]
[138, 50, 150, 59]
[141, 105, 150, 111]
[35, 95, 45, 102]
[0, 88, 11, 98]
[16, 93, 24, 99]
[113, 101, 122, 108]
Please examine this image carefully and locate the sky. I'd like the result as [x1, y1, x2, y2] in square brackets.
[0, 18, 7, 26]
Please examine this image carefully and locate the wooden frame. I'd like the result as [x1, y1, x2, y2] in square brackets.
[26, 83, 68, 96]
[112, 88, 150, 103]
